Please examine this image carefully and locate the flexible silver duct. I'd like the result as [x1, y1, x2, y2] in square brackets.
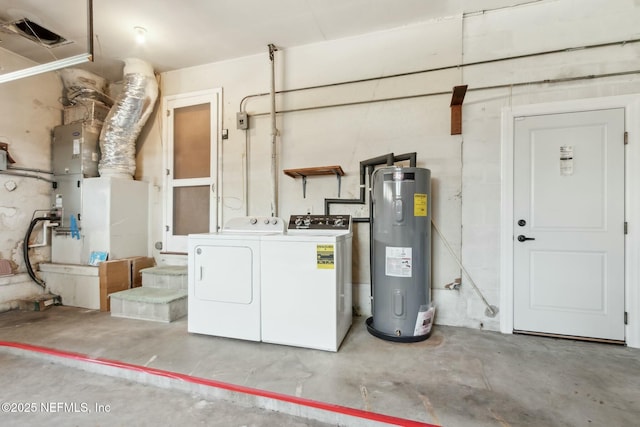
[59, 68, 110, 106]
[98, 58, 158, 179]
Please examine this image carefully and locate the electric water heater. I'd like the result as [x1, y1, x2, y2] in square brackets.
[367, 166, 433, 342]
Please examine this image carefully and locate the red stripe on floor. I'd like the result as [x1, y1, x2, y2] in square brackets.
[0, 341, 438, 427]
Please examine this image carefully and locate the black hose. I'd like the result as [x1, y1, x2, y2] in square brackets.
[23, 216, 52, 288]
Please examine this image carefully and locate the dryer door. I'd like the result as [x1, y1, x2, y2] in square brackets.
[193, 245, 254, 303]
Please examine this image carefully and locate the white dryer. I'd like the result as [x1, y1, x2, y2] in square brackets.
[187, 217, 284, 341]
[260, 215, 352, 351]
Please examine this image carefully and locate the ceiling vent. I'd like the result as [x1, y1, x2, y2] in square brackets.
[1, 18, 70, 48]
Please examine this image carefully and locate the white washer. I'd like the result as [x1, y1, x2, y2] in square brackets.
[260, 215, 352, 351]
[187, 216, 284, 341]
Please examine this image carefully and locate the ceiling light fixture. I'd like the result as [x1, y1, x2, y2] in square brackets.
[134, 26, 147, 44]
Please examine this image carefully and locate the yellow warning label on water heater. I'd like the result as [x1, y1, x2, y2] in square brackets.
[317, 244, 335, 269]
[414, 193, 427, 216]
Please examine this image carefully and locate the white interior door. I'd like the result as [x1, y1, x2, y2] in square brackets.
[513, 108, 625, 341]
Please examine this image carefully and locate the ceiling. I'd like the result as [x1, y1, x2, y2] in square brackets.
[0, 0, 527, 82]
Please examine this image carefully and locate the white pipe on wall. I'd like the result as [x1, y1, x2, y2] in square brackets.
[268, 44, 278, 217]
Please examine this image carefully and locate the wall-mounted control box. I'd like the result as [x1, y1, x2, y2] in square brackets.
[236, 112, 248, 130]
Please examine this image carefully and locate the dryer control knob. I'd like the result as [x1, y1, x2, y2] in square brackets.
[250, 217, 257, 225]
[264, 218, 270, 225]
[334, 218, 344, 227]
[271, 219, 278, 225]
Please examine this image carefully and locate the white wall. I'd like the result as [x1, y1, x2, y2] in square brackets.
[0, 50, 63, 308]
[137, 0, 640, 331]
[459, 0, 640, 330]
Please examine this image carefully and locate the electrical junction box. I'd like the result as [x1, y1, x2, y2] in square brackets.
[0, 150, 6, 171]
[236, 112, 248, 130]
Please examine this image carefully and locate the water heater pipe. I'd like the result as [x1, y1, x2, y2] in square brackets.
[323, 152, 416, 222]
[27, 220, 59, 248]
[268, 44, 278, 217]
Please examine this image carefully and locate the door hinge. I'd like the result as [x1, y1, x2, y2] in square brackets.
[166, 169, 170, 176]
[625, 222, 628, 234]
[624, 131, 628, 145]
[166, 109, 171, 117]
[165, 225, 170, 232]
[624, 312, 628, 325]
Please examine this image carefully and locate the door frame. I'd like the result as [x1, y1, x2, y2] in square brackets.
[500, 95, 640, 348]
[162, 88, 223, 253]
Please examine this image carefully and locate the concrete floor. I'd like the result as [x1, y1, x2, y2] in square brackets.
[0, 306, 639, 427]
[0, 352, 332, 427]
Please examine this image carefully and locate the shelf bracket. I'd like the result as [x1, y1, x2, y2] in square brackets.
[283, 165, 345, 199]
[302, 176, 308, 198]
[450, 85, 468, 135]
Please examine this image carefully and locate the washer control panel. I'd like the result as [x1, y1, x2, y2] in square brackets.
[223, 216, 285, 232]
[288, 214, 351, 232]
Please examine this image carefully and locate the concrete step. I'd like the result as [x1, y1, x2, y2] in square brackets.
[109, 287, 187, 323]
[141, 265, 187, 290]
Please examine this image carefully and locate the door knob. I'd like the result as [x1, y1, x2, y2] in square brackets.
[517, 235, 535, 242]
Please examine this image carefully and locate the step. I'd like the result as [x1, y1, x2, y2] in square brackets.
[141, 265, 187, 290]
[39, 263, 100, 310]
[109, 287, 187, 323]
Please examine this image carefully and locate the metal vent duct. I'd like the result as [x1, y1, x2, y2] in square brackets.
[1, 18, 70, 48]
[0, 0, 93, 84]
[0, 15, 82, 64]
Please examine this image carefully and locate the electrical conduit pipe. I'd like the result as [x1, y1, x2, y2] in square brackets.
[268, 44, 278, 217]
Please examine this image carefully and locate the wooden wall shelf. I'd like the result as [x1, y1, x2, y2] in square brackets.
[283, 165, 345, 198]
